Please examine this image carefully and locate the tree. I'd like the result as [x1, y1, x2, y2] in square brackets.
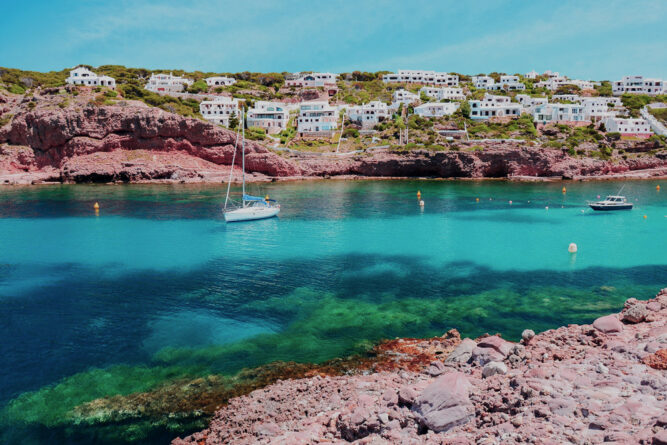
[187, 80, 208, 94]
[459, 101, 471, 118]
[228, 113, 239, 129]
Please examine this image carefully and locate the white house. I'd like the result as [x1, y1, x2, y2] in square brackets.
[552, 94, 581, 102]
[536, 77, 597, 91]
[533, 103, 586, 124]
[66, 67, 116, 88]
[145, 73, 193, 93]
[199, 96, 243, 127]
[205, 76, 236, 87]
[246, 101, 290, 134]
[469, 94, 522, 120]
[488, 75, 525, 91]
[535, 77, 568, 90]
[414, 102, 460, 118]
[472, 76, 494, 89]
[525, 70, 539, 80]
[391, 89, 420, 105]
[285, 72, 337, 88]
[347, 101, 390, 128]
[297, 101, 338, 135]
[383, 70, 459, 86]
[419, 86, 465, 101]
[612, 76, 666, 96]
[603, 117, 653, 138]
[543, 70, 561, 78]
[580, 97, 622, 121]
[516, 94, 548, 113]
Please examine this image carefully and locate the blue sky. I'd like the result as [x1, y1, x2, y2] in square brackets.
[1, 0, 666, 79]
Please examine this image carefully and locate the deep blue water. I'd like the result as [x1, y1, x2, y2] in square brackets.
[0, 180, 665, 444]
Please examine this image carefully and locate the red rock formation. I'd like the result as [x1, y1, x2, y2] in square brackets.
[0, 104, 300, 182]
[173, 288, 667, 445]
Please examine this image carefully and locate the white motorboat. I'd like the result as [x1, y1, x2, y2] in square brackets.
[222, 115, 280, 222]
[588, 195, 633, 211]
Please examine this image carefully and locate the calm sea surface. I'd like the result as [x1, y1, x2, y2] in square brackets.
[0, 180, 665, 443]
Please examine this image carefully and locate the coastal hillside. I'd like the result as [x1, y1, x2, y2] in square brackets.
[1, 86, 666, 184]
[174, 289, 667, 444]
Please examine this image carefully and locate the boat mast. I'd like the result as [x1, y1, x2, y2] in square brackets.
[223, 117, 242, 211]
[241, 107, 246, 206]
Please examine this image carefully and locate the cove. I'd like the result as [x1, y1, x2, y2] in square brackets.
[0, 179, 665, 444]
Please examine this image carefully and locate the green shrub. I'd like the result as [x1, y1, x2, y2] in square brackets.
[246, 126, 266, 140]
[104, 90, 118, 98]
[606, 132, 621, 141]
[0, 113, 13, 126]
[187, 80, 208, 94]
[343, 128, 359, 138]
[8, 84, 25, 94]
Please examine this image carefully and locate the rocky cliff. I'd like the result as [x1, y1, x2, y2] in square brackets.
[0, 92, 299, 183]
[1, 91, 666, 184]
[173, 289, 667, 444]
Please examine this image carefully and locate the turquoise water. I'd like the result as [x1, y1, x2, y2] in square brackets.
[0, 180, 665, 443]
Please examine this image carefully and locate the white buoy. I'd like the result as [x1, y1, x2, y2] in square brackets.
[509, 200, 513, 205]
[545, 206, 549, 210]
[419, 200, 425, 207]
[568, 243, 578, 253]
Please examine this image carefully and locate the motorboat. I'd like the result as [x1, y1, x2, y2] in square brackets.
[588, 195, 633, 211]
[222, 115, 280, 222]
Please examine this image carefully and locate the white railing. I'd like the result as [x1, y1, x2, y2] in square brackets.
[641, 105, 667, 136]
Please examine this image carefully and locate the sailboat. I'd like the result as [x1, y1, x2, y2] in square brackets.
[223, 114, 280, 222]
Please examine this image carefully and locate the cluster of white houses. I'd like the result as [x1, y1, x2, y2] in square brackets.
[62, 67, 663, 138]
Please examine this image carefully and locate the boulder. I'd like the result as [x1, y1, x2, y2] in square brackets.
[622, 303, 648, 323]
[412, 372, 474, 433]
[643, 349, 667, 370]
[653, 430, 667, 445]
[426, 360, 447, 376]
[471, 335, 514, 365]
[398, 386, 418, 406]
[477, 336, 514, 356]
[521, 329, 536, 343]
[445, 338, 477, 364]
[593, 315, 623, 334]
[482, 361, 508, 378]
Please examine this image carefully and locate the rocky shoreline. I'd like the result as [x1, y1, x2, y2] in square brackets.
[1, 90, 666, 185]
[173, 289, 667, 445]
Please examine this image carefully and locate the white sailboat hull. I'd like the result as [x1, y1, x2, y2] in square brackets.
[224, 206, 280, 222]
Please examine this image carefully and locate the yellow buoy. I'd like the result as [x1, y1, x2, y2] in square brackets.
[658, 185, 661, 191]
[93, 202, 100, 210]
[265, 194, 270, 201]
[475, 198, 479, 202]
[643, 215, 647, 219]
[562, 187, 566, 193]
[568, 243, 578, 253]
[417, 190, 421, 198]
